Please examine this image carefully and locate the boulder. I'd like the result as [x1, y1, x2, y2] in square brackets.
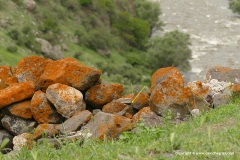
[13, 133, 34, 151]
[204, 66, 240, 84]
[150, 67, 189, 118]
[85, 84, 123, 108]
[0, 81, 36, 109]
[33, 124, 60, 140]
[85, 112, 132, 139]
[23, 0, 36, 11]
[0, 130, 13, 153]
[187, 81, 210, 99]
[46, 83, 86, 118]
[5, 76, 18, 87]
[2, 100, 32, 119]
[40, 58, 101, 91]
[31, 90, 63, 124]
[1, 115, 37, 136]
[14, 56, 53, 90]
[131, 92, 150, 110]
[59, 110, 92, 134]
[132, 107, 162, 127]
[35, 38, 64, 60]
[0, 66, 13, 90]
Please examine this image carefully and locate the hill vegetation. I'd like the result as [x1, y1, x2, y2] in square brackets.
[0, 0, 191, 92]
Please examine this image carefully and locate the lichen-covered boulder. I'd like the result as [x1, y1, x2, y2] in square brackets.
[5, 76, 18, 87]
[59, 110, 92, 134]
[85, 84, 123, 108]
[31, 90, 63, 124]
[14, 56, 52, 90]
[33, 124, 60, 140]
[85, 112, 132, 139]
[150, 67, 189, 118]
[1, 115, 37, 135]
[2, 100, 32, 119]
[40, 58, 101, 91]
[187, 81, 210, 99]
[0, 81, 36, 109]
[132, 107, 162, 127]
[204, 66, 240, 84]
[0, 66, 13, 90]
[46, 83, 86, 118]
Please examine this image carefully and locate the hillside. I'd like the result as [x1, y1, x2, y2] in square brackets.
[0, 0, 191, 93]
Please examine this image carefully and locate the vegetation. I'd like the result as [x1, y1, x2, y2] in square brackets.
[229, 0, 240, 14]
[1, 95, 240, 159]
[0, 0, 192, 91]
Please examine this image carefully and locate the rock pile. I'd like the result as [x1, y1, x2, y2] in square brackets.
[0, 57, 239, 153]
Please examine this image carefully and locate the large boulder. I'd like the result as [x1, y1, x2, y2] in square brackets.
[0, 81, 36, 109]
[0, 130, 13, 153]
[1, 100, 32, 119]
[0, 66, 13, 90]
[35, 38, 64, 60]
[59, 110, 92, 134]
[204, 66, 240, 84]
[150, 67, 189, 118]
[40, 58, 101, 91]
[85, 112, 132, 139]
[31, 90, 63, 124]
[85, 84, 123, 108]
[14, 56, 53, 90]
[46, 83, 86, 118]
[131, 92, 150, 110]
[1, 115, 37, 136]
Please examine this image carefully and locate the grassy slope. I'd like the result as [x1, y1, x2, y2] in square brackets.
[1, 96, 240, 160]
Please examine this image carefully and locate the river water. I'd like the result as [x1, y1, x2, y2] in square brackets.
[154, 0, 240, 82]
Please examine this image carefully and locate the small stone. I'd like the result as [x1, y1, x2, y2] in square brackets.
[23, 0, 36, 11]
[59, 110, 92, 134]
[13, 133, 34, 151]
[0, 81, 36, 109]
[85, 84, 123, 108]
[33, 124, 60, 140]
[84, 112, 132, 139]
[1, 115, 37, 136]
[46, 83, 86, 118]
[191, 109, 200, 117]
[31, 90, 63, 124]
[92, 109, 102, 116]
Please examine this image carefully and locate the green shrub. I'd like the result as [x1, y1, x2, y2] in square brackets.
[92, 0, 115, 14]
[79, 0, 92, 6]
[7, 29, 20, 40]
[40, 16, 59, 34]
[146, 30, 192, 71]
[7, 46, 18, 53]
[229, 0, 240, 14]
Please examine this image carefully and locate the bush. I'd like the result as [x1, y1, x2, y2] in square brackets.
[146, 30, 192, 71]
[7, 46, 18, 53]
[79, 0, 92, 6]
[229, 0, 240, 14]
[113, 12, 150, 49]
[7, 29, 20, 40]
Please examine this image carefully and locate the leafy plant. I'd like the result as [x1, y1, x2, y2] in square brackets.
[229, 0, 240, 14]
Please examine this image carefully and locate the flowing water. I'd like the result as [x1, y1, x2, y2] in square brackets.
[154, 0, 240, 82]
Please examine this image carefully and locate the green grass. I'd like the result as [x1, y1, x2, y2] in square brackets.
[1, 96, 240, 160]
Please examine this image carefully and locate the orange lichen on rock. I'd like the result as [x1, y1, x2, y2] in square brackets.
[31, 90, 63, 124]
[14, 56, 53, 89]
[85, 112, 132, 139]
[131, 92, 150, 110]
[7, 100, 32, 119]
[228, 83, 240, 92]
[40, 58, 102, 91]
[0, 66, 13, 90]
[187, 81, 210, 99]
[33, 124, 60, 140]
[0, 81, 36, 109]
[5, 76, 18, 87]
[85, 84, 123, 108]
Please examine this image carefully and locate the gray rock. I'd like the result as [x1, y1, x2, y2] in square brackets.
[204, 66, 240, 84]
[59, 110, 92, 134]
[1, 115, 37, 136]
[36, 38, 64, 60]
[46, 83, 86, 118]
[116, 98, 132, 104]
[0, 130, 13, 153]
[92, 109, 102, 116]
